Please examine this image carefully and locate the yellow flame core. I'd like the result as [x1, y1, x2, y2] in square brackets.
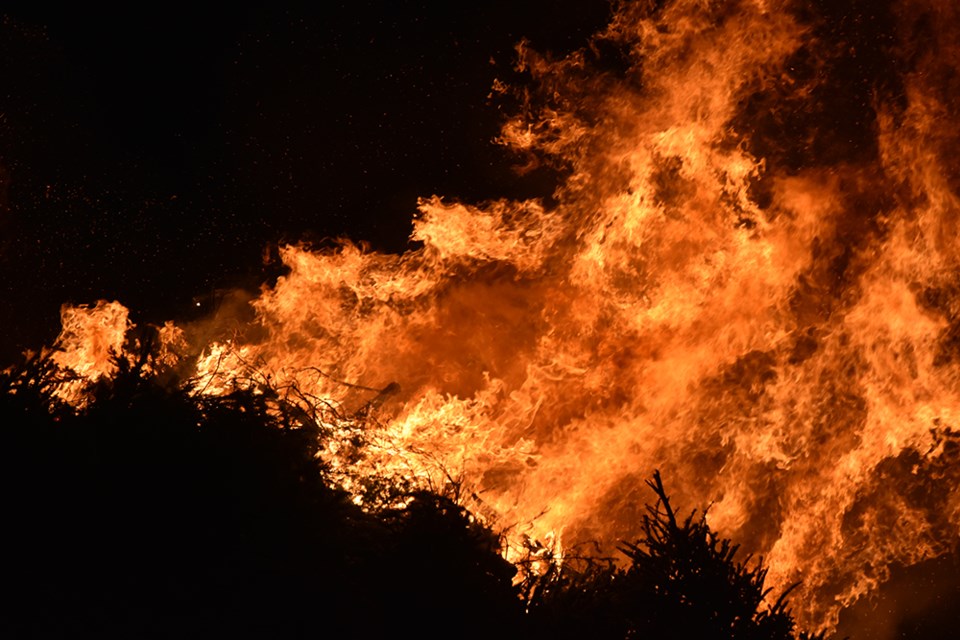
[48, 0, 960, 632]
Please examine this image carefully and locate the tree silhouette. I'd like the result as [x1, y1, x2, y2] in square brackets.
[615, 471, 822, 639]
[523, 471, 827, 640]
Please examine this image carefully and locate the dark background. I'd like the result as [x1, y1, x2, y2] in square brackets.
[0, 1, 612, 361]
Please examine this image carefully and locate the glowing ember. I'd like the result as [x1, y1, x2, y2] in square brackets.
[41, 0, 960, 633]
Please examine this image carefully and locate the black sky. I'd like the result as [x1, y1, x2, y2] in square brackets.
[0, 1, 612, 360]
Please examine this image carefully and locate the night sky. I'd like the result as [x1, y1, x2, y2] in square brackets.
[0, 1, 611, 361]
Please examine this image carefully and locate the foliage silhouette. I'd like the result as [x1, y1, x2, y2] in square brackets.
[616, 471, 823, 640]
[1, 348, 827, 639]
[0, 352, 521, 638]
[523, 472, 828, 640]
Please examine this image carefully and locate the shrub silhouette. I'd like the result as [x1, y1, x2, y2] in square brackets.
[0, 353, 521, 638]
[1, 351, 827, 639]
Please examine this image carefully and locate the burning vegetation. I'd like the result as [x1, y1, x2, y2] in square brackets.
[7, 0, 960, 636]
[1, 347, 823, 638]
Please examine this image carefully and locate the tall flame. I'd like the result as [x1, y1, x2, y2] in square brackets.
[46, 0, 960, 632]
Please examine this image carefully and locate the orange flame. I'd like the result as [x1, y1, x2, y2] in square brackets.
[49, 300, 131, 404]
[44, 0, 960, 632]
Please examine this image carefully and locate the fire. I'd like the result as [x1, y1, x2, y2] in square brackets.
[48, 300, 131, 405]
[41, 0, 960, 632]
[51, 300, 130, 380]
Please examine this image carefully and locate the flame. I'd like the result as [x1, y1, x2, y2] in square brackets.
[38, 0, 960, 632]
[51, 300, 130, 380]
[48, 300, 131, 404]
